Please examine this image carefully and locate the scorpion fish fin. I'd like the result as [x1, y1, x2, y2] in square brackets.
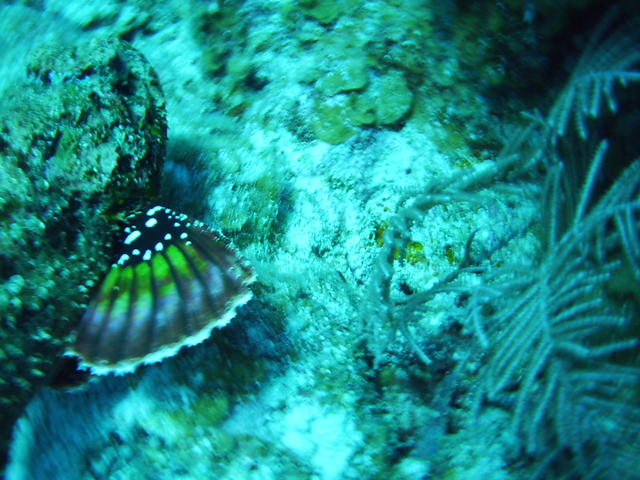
[68, 206, 255, 375]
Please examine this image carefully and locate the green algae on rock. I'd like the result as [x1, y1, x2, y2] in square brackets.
[310, 70, 413, 144]
[315, 56, 369, 97]
[366, 70, 413, 125]
[0, 36, 166, 465]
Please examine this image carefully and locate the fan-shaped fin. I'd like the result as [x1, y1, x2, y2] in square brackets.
[68, 206, 255, 375]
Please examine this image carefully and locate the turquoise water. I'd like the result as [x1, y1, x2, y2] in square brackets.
[1, 1, 639, 479]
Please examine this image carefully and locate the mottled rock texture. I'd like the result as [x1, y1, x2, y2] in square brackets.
[0, 36, 166, 467]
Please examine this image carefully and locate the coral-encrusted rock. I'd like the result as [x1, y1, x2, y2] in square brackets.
[0, 36, 166, 467]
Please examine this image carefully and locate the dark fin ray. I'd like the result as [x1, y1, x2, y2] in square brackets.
[188, 227, 254, 284]
[158, 247, 194, 337]
[173, 240, 223, 321]
[99, 264, 137, 363]
[71, 266, 123, 362]
[120, 260, 156, 361]
[163, 243, 213, 329]
[146, 248, 188, 354]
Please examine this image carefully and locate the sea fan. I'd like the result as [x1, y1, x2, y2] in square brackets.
[546, 14, 640, 140]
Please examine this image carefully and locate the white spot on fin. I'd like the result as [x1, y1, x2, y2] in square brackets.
[146, 205, 163, 216]
[124, 230, 141, 245]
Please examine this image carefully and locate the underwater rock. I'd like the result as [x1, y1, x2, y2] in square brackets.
[367, 70, 413, 125]
[315, 56, 369, 96]
[0, 36, 166, 467]
[310, 69, 413, 144]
